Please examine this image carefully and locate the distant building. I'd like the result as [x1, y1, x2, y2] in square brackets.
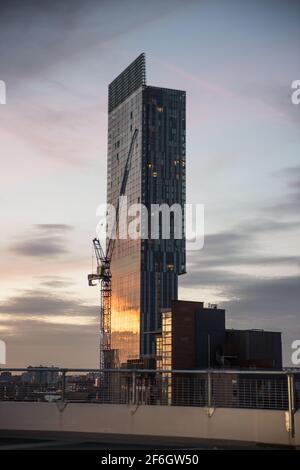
[0, 371, 12, 382]
[21, 366, 59, 385]
[156, 300, 225, 370]
[156, 300, 282, 370]
[224, 329, 282, 369]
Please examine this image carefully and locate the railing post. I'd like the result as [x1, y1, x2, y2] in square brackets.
[61, 370, 66, 402]
[287, 372, 295, 439]
[207, 371, 212, 408]
[131, 371, 136, 405]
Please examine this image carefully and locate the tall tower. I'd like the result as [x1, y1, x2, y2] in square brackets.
[107, 53, 186, 366]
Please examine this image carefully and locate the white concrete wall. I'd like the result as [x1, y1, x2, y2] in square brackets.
[0, 402, 299, 447]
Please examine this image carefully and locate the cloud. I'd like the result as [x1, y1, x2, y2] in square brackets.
[223, 275, 300, 366]
[37, 276, 75, 289]
[0, 287, 99, 366]
[277, 165, 300, 181]
[6, 324, 99, 368]
[2, 316, 99, 368]
[0, 0, 190, 80]
[267, 165, 300, 216]
[224, 276, 300, 323]
[9, 224, 74, 258]
[34, 224, 73, 232]
[0, 0, 192, 170]
[183, 218, 300, 275]
[10, 237, 68, 257]
[269, 192, 300, 216]
[0, 286, 141, 368]
[0, 289, 97, 318]
[0, 287, 98, 368]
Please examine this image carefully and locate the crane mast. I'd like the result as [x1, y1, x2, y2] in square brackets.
[88, 129, 138, 370]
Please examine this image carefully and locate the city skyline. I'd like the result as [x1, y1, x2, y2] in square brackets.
[0, 0, 299, 368]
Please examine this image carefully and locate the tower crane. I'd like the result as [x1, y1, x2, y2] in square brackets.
[88, 128, 139, 370]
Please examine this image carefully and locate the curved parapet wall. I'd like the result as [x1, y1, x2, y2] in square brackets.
[0, 402, 299, 448]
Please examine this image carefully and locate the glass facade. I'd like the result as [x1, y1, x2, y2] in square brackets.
[141, 86, 186, 359]
[107, 86, 143, 366]
[156, 311, 172, 404]
[107, 54, 186, 366]
[156, 311, 172, 371]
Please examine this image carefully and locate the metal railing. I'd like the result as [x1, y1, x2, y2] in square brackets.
[0, 368, 299, 412]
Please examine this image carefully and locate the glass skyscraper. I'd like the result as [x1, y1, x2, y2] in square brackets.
[107, 53, 186, 366]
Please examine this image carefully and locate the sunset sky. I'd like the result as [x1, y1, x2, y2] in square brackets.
[0, 0, 299, 367]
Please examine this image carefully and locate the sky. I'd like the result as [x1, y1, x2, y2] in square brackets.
[0, 0, 299, 367]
